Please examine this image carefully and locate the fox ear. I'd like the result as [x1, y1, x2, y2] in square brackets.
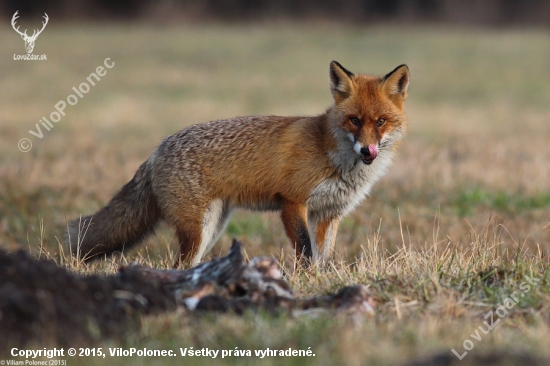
[330, 61, 355, 104]
[382, 64, 409, 103]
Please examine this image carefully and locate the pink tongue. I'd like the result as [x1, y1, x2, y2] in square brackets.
[368, 144, 378, 159]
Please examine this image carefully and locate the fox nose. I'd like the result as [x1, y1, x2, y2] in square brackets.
[360, 144, 378, 159]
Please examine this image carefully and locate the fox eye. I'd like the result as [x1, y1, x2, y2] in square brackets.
[350, 117, 361, 126]
[376, 118, 386, 127]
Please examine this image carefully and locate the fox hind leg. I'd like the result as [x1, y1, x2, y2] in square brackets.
[197, 199, 232, 261]
[173, 199, 231, 267]
[174, 221, 202, 267]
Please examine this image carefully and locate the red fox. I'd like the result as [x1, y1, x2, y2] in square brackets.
[66, 61, 409, 266]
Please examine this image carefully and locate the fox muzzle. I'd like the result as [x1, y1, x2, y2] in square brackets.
[360, 144, 378, 165]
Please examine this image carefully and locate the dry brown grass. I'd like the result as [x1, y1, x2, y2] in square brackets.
[1, 24, 550, 365]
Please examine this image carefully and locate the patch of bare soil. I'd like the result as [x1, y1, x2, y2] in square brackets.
[0, 249, 175, 350]
[405, 351, 547, 366]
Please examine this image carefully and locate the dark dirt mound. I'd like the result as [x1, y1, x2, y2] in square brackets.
[0, 240, 376, 353]
[0, 249, 176, 350]
[405, 351, 547, 366]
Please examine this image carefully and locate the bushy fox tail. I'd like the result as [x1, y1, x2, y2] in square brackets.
[65, 160, 161, 261]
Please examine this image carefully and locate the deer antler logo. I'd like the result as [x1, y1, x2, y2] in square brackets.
[11, 11, 49, 54]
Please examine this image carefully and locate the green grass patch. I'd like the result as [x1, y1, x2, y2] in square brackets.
[226, 213, 267, 238]
[453, 188, 550, 216]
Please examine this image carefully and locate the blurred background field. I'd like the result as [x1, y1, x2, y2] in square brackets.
[1, 1, 550, 364]
[1, 23, 548, 261]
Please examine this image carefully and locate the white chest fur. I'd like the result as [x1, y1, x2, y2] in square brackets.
[306, 149, 393, 221]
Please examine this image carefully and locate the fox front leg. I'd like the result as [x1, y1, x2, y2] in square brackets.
[308, 216, 340, 264]
[281, 200, 313, 264]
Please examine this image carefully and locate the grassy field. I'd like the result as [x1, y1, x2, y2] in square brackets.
[1, 23, 550, 365]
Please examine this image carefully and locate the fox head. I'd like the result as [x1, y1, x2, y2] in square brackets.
[329, 61, 409, 165]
